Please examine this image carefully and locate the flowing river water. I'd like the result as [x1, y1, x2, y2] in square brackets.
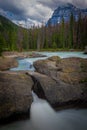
[1, 52, 87, 130]
[10, 51, 87, 71]
[0, 92, 87, 130]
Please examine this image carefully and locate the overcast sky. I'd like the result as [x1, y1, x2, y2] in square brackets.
[0, 0, 87, 25]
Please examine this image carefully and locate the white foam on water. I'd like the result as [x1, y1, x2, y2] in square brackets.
[10, 52, 87, 71]
[30, 91, 87, 130]
[30, 91, 57, 130]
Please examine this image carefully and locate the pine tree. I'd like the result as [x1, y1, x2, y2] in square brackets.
[17, 27, 23, 52]
[9, 30, 17, 51]
[52, 41, 57, 49]
[69, 13, 74, 48]
[60, 17, 65, 48]
[0, 33, 5, 55]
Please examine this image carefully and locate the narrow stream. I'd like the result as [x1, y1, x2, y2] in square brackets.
[0, 91, 87, 130]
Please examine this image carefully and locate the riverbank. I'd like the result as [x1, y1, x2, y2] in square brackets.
[36, 48, 83, 52]
[1, 48, 84, 58]
[2, 51, 47, 59]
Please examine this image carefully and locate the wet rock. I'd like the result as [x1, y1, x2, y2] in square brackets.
[34, 56, 87, 84]
[0, 71, 33, 120]
[28, 53, 47, 58]
[0, 57, 18, 71]
[28, 72, 87, 109]
[57, 57, 87, 84]
[2, 51, 47, 59]
[33, 56, 61, 78]
[33, 56, 87, 109]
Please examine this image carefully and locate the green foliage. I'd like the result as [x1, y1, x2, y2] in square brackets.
[0, 43, 2, 55]
[52, 41, 57, 49]
[80, 78, 87, 83]
[69, 13, 74, 48]
[0, 15, 18, 52]
[0, 33, 5, 55]
[0, 14, 87, 52]
[60, 17, 65, 48]
[44, 38, 48, 49]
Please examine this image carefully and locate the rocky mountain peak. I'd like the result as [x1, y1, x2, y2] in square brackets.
[47, 3, 87, 25]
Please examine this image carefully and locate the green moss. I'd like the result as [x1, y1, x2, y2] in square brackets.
[79, 78, 87, 83]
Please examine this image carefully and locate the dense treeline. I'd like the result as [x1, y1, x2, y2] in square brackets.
[0, 14, 87, 55]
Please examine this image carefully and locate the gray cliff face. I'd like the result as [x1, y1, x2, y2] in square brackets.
[47, 3, 87, 25]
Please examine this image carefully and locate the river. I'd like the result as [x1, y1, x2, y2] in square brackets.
[0, 92, 87, 130]
[1, 52, 87, 130]
[10, 51, 87, 71]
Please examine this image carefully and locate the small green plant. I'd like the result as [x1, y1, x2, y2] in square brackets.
[52, 42, 57, 49]
[80, 79, 87, 83]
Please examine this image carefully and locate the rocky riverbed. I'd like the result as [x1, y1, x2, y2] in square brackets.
[2, 51, 46, 59]
[0, 54, 87, 123]
[30, 56, 87, 109]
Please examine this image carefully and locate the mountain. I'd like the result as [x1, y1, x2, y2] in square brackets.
[47, 3, 87, 26]
[0, 15, 18, 31]
[0, 8, 41, 28]
[0, 15, 19, 54]
[0, 8, 28, 28]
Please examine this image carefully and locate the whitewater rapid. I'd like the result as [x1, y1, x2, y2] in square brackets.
[30, 91, 87, 130]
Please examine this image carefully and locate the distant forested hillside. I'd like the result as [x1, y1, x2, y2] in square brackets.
[0, 15, 18, 54]
[0, 14, 87, 55]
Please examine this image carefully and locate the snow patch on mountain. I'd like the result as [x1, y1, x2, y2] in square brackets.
[0, 8, 41, 28]
[47, 3, 87, 26]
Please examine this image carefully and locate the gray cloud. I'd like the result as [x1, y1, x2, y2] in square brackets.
[0, 0, 87, 25]
[0, 0, 25, 15]
[38, 0, 87, 9]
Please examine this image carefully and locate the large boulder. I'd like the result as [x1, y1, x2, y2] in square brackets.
[28, 72, 87, 109]
[33, 56, 61, 78]
[32, 56, 87, 109]
[34, 56, 87, 84]
[0, 57, 18, 71]
[0, 71, 33, 121]
[56, 57, 87, 84]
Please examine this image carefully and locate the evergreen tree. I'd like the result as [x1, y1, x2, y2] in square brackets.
[22, 29, 29, 50]
[76, 13, 82, 48]
[17, 27, 23, 52]
[52, 41, 57, 49]
[0, 33, 6, 55]
[69, 13, 74, 48]
[9, 29, 17, 51]
[60, 17, 65, 48]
